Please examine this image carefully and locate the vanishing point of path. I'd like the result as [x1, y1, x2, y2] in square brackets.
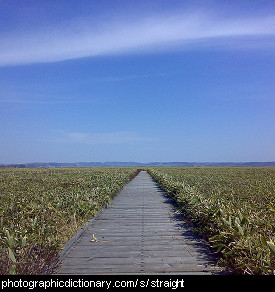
[55, 171, 223, 275]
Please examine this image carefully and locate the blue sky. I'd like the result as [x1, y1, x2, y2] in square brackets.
[0, 0, 274, 163]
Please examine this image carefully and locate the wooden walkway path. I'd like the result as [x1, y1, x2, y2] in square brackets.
[55, 171, 223, 275]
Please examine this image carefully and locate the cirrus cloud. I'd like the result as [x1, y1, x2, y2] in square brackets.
[44, 130, 151, 145]
[0, 10, 274, 66]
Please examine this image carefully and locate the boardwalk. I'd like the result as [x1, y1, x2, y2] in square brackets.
[55, 171, 222, 275]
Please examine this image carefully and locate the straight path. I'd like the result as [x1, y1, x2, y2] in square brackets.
[55, 171, 223, 274]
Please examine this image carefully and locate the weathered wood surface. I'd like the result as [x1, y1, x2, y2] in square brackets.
[55, 171, 223, 275]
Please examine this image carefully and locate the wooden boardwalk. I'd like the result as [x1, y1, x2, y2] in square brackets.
[55, 171, 223, 275]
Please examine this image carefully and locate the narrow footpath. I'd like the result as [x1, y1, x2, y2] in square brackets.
[55, 171, 223, 274]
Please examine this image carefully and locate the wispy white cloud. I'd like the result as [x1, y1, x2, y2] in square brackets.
[0, 96, 73, 104]
[45, 131, 151, 145]
[1, 11, 274, 66]
[89, 72, 175, 83]
[0, 85, 98, 104]
[0, 96, 98, 105]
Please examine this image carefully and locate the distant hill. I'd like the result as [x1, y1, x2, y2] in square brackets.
[1, 161, 275, 168]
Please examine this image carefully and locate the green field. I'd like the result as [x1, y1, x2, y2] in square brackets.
[148, 167, 275, 275]
[0, 166, 274, 275]
[0, 167, 139, 274]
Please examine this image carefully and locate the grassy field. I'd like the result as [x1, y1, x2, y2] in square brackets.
[0, 167, 139, 274]
[1, 166, 274, 275]
[147, 167, 275, 275]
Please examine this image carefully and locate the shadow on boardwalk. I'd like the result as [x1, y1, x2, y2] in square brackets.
[157, 190, 225, 273]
